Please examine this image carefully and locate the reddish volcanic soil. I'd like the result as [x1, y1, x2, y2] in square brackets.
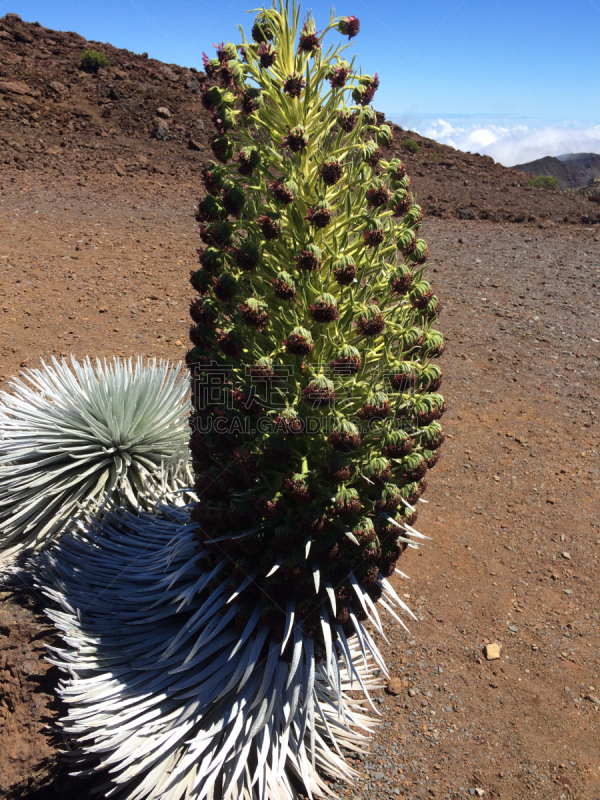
[1, 11, 600, 800]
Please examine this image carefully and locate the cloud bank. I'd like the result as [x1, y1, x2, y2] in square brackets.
[394, 117, 600, 167]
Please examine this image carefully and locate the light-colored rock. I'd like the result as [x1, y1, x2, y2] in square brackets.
[156, 107, 171, 118]
[0, 80, 32, 96]
[49, 80, 67, 94]
[483, 642, 501, 660]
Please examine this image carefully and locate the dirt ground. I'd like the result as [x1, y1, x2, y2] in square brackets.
[1, 11, 600, 800]
[1, 166, 599, 800]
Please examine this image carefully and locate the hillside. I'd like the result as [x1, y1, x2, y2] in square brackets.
[1, 12, 600, 227]
[513, 153, 600, 191]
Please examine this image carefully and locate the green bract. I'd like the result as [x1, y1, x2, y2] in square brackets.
[188, 0, 445, 644]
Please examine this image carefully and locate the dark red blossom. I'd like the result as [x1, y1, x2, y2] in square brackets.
[257, 214, 282, 240]
[310, 295, 339, 323]
[306, 205, 332, 229]
[363, 225, 385, 247]
[329, 65, 350, 88]
[358, 399, 392, 421]
[321, 454, 351, 482]
[283, 73, 305, 97]
[269, 180, 295, 204]
[212, 273, 237, 302]
[284, 329, 314, 356]
[295, 248, 321, 272]
[258, 42, 277, 68]
[282, 126, 308, 152]
[298, 28, 320, 52]
[233, 242, 260, 272]
[231, 389, 263, 417]
[331, 350, 362, 374]
[200, 166, 221, 196]
[337, 15, 360, 39]
[320, 160, 343, 185]
[272, 272, 296, 300]
[251, 20, 274, 43]
[217, 329, 244, 358]
[367, 183, 391, 207]
[356, 311, 386, 336]
[333, 262, 357, 285]
[333, 489, 361, 519]
[339, 110, 357, 132]
[390, 368, 417, 391]
[238, 299, 268, 329]
[329, 428, 361, 452]
[391, 194, 412, 217]
[276, 414, 304, 435]
[190, 297, 219, 325]
[391, 270, 414, 294]
[367, 147, 383, 167]
[302, 378, 335, 407]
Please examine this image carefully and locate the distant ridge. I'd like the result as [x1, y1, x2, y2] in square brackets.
[512, 152, 600, 190]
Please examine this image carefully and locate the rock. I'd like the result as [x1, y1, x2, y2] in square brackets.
[385, 678, 405, 696]
[5, 12, 22, 19]
[48, 80, 67, 94]
[159, 66, 179, 82]
[188, 139, 202, 151]
[0, 81, 33, 96]
[112, 69, 128, 80]
[561, 551, 571, 560]
[585, 694, 600, 706]
[483, 642, 501, 660]
[115, 164, 126, 177]
[154, 118, 169, 140]
[12, 27, 34, 43]
[458, 208, 476, 220]
[408, 687, 417, 697]
[137, 155, 149, 168]
[156, 107, 171, 118]
[0, 30, 12, 39]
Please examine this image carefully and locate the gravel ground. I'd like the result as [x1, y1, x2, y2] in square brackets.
[0, 172, 599, 800]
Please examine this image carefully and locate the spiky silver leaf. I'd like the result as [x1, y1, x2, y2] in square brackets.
[0, 357, 192, 560]
[39, 505, 415, 800]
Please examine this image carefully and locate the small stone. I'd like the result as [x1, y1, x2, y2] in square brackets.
[563, 589, 573, 596]
[188, 139, 202, 151]
[156, 106, 171, 118]
[408, 688, 417, 697]
[154, 119, 169, 140]
[115, 164, 126, 177]
[386, 678, 406, 696]
[483, 643, 501, 660]
[585, 694, 600, 706]
[561, 551, 571, 560]
[508, 624, 518, 633]
[546, 497, 556, 504]
[49, 80, 67, 94]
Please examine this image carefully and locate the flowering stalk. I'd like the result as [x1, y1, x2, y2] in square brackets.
[188, 1, 445, 647]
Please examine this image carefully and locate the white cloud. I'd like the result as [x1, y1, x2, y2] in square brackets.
[399, 117, 600, 166]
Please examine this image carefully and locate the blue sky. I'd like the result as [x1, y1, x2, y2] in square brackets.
[5, 0, 600, 164]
